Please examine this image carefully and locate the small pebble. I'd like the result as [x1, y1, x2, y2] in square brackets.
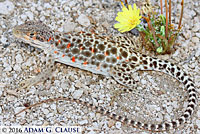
[26, 11, 34, 20]
[192, 23, 200, 32]
[72, 89, 83, 99]
[108, 119, 115, 128]
[42, 109, 49, 115]
[50, 104, 57, 110]
[13, 64, 21, 71]
[196, 120, 200, 128]
[0, 1, 15, 15]
[191, 37, 199, 43]
[15, 54, 23, 64]
[115, 122, 121, 129]
[79, 119, 88, 125]
[14, 107, 25, 117]
[63, 21, 77, 33]
[196, 33, 200, 38]
[77, 14, 91, 27]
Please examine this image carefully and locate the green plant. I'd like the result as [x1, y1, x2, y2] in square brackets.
[138, 0, 184, 54]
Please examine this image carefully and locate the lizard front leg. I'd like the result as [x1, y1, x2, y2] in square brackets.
[18, 54, 56, 90]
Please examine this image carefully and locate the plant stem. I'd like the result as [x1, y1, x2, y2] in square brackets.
[160, 0, 163, 14]
[169, 0, 171, 25]
[143, 16, 160, 49]
[124, 0, 128, 8]
[165, 0, 168, 39]
[178, 0, 184, 29]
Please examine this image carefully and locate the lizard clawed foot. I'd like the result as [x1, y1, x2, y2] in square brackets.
[18, 69, 53, 90]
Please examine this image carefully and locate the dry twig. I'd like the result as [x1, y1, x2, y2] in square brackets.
[178, 0, 184, 29]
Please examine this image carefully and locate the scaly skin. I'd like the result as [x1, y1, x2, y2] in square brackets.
[13, 21, 197, 132]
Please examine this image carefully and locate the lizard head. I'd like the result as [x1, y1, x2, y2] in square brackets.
[13, 21, 53, 49]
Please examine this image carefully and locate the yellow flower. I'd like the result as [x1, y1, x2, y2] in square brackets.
[114, 3, 142, 33]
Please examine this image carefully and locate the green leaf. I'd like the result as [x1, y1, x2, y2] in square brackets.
[160, 26, 165, 36]
[159, 15, 166, 25]
[156, 46, 163, 53]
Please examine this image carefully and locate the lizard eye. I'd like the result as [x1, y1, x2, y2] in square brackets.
[29, 33, 34, 37]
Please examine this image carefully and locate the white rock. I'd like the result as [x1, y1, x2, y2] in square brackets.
[61, 82, 68, 90]
[63, 21, 77, 33]
[30, 7, 35, 12]
[0, 1, 15, 15]
[88, 131, 96, 134]
[77, 14, 90, 27]
[183, 31, 191, 39]
[191, 37, 199, 43]
[89, 112, 95, 118]
[79, 119, 88, 125]
[72, 89, 83, 99]
[140, 132, 149, 134]
[196, 33, 200, 38]
[20, 14, 27, 21]
[37, 5, 43, 11]
[147, 105, 160, 112]
[1, 36, 7, 44]
[42, 108, 49, 115]
[84, 0, 92, 7]
[64, 6, 70, 12]
[15, 54, 23, 64]
[164, 114, 171, 121]
[14, 107, 25, 117]
[166, 106, 173, 113]
[115, 121, 121, 129]
[68, 1, 76, 7]
[13, 64, 21, 71]
[192, 23, 200, 32]
[44, 3, 52, 9]
[196, 120, 200, 128]
[75, 81, 83, 88]
[190, 10, 196, 17]
[0, 90, 2, 96]
[26, 11, 34, 20]
[40, 16, 45, 21]
[4, 64, 12, 72]
[50, 104, 56, 110]
[172, 101, 178, 108]
[141, 79, 147, 85]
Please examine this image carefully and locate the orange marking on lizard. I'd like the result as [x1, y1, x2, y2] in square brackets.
[80, 31, 85, 34]
[91, 48, 94, 53]
[62, 54, 65, 57]
[83, 61, 87, 65]
[72, 56, 75, 62]
[48, 37, 52, 42]
[104, 52, 108, 56]
[32, 36, 36, 40]
[80, 46, 83, 50]
[125, 59, 129, 62]
[54, 51, 58, 54]
[58, 40, 61, 44]
[117, 56, 120, 60]
[67, 43, 71, 49]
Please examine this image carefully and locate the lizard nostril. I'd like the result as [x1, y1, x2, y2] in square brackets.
[13, 29, 20, 35]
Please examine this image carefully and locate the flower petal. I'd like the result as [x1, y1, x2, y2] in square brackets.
[114, 3, 142, 33]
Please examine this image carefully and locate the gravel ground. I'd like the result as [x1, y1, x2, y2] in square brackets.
[0, 0, 200, 134]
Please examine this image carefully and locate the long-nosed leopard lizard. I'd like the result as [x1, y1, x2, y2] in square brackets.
[12, 21, 197, 132]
